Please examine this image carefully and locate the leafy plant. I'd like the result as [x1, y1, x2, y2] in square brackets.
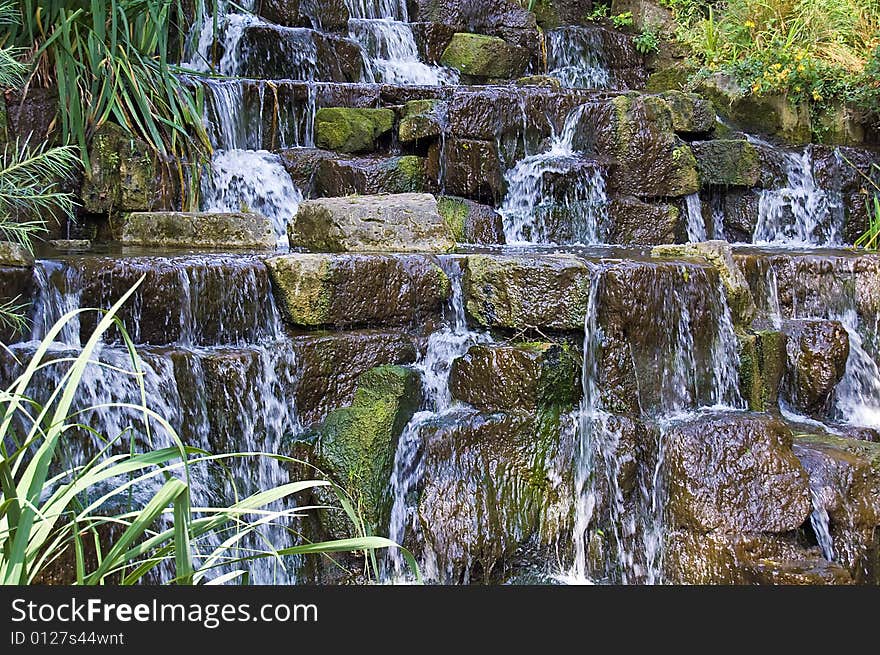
[635, 26, 662, 54]
[0, 278, 420, 584]
[611, 11, 635, 29]
[852, 162, 880, 251]
[7, 1, 212, 197]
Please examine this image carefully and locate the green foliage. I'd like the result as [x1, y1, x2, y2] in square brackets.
[635, 26, 662, 54]
[852, 162, 880, 251]
[0, 278, 421, 584]
[665, 0, 880, 118]
[611, 11, 634, 29]
[8, 1, 212, 193]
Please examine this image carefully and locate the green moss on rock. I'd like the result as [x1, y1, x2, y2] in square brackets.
[315, 107, 395, 153]
[691, 139, 760, 188]
[440, 33, 528, 79]
[315, 365, 422, 531]
[738, 329, 787, 411]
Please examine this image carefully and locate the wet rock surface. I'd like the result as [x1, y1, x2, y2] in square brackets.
[664, 412, 812, 533]
[289, 193, 455, 252]
[121, 212, 276, 249]
[266, 253, 450, 328]
[782, 319, 850, 416]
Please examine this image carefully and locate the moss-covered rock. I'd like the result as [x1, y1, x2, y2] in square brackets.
[399, 99, 443, 143]
[607, 196, 680, 245]
[437, 195, 504, 244]
[608, 93, 700, 198]
[531, 0, 593, 28]
[313, 365, 422, 532]
[449, 343, 581, 412]
[645, 64, 695, 92]
[290, 193, 455, 253]
[659, 90, 716, 134]
[265, 253, 450, 328]
[696, 72, 812, 145]
[81, 122, 177, 214]
[120, 211, 276, 249]
[737, 329, 787, 412]
[812, 102, 867, 146]
[315, 107, 395, 153]
[691, 139, 760, 188]
[652, 240, 757, 327]
[440, 33, 528, 79]
[462, 253, 593, 331]
[0, 241, 34, 268]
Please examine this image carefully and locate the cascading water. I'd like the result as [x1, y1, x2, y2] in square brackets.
[752, 143, 844, 247]
[344, 0, 456, 85]
[7, 255, 302, 584]
[384, 258, 490, 581]
[201, 149, 303, 244]
[562, 262, 744, 584]
[684, 193, 707, 243]
[546, 27, 611, 89]
[499, 105, 608, 245]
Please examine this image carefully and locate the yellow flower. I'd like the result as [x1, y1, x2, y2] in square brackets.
[794, 86, 801, 92]
[773, 62, 782, 70]
[752, 82, 761, 93]
[812, 89, 823, 101]
[795, 51, 805, 61]
[797, 64, 805, 72]
[744, 20, 756, 28]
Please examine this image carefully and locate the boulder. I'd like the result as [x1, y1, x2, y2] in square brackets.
[665, 531, 853, 585]
[737, 329, 787, 412]
[531, 0, 593, 28]
[289, 193, 455, 253]
[462, 253, 592, 330]
[3, 88, 57, 143]
[0, 241, 34, 268]
[716, 188, 760, 242]
[426, 138, 505, 204]
[413, 410, 557, 582]
[606, 94, 700, 198]
[782, 319, 850, 416]
[437, 195, 505, 244]
[311, 365, 422, 531]
[440, 33, 529, 80]
[793, 433, 880, 581]
[81, 122, 177, 214]
[315, 107, 395, 153]
[691, 139, 761, 188]
[264, 0, 351, 30]
[449, 343, 581, 412]
[239, 26, 362, 82]
[664, 412, 812, 533]
[266, 253, 450, 328]
[606, 196, 680, 245]
[813, 102, 867, 146]
[659, 91, 716, 134]
[120, 211, 276, 249]
[411, 22, 457, 63]
[399, 99, 443, 143]
[696, 72, 812, 145]
[651, 240, 757, 327]
[282, 150, 428, 197]
[292, 330, 419, 426]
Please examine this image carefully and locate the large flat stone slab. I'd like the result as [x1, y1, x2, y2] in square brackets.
[289, 193, 455, 253]
[121, 211, 275, 249]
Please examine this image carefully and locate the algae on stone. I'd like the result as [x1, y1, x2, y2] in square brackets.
[315, 107, 395, 153]
[440, 33, 528, 79]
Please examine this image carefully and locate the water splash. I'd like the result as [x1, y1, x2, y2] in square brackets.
[753, 145, 844, 247]
[546, 27, 611, 89]
[385, 258, 490, 580]
[201, 149, 303, 244]
[344, 0, 455, 85]
[500, 105, 608, 245]
[12, 254, 302, 584]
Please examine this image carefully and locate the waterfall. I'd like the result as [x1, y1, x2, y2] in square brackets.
[10, 256, 302, 584]
[344, 0, 456, 85]
[500, 105, 608, 245]
[201, 149, 303, 244]
[385, 257, 490, 580]
[752, 144, 844, 247]
[546, 27, 611, 89]
[561, 263, 743, 584]
[684, 193, 707, 243]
